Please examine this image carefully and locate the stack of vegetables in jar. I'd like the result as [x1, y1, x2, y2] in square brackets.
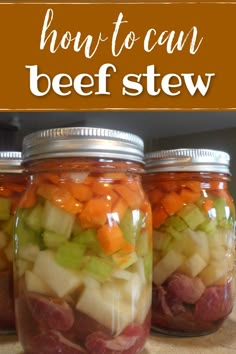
[14, 127, 152, 354]
[0, 152, 25, 333]
[144, 149, 235, 336]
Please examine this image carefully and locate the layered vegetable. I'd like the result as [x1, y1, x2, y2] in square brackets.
[144, 172, 235, 335]
[0, 177, 26, 332]
[14, 165, 152, 353]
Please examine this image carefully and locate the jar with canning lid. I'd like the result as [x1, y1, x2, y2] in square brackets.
[143, 148, 235, 336]
[14, 127, 152, 354]
[0, 152, 25, 333]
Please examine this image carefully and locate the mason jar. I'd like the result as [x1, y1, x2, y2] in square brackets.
[143, 149, 235, 336]
[0, 152, 25, 333]
[14, 127, 152, 353]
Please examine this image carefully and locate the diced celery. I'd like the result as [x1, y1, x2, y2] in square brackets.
[15, 214, 42, 249]
[165, 226, 182, 240]
[143, 252, 152, 282]
[136, 230, 149, 257]
[55, 242, 85, 269]
[214, 197, 227, 221]
[218, 218, 234, 229]
[112, 251, 138, 269]
[198, 219, 217, 234]
[73, 229, 101, 252]
[153, 231, 172, 252]
[178, 204, 206, 230]
[165, 216, 188, 232]
[42, 201, 75, 239]
[43, 231, 67, 250]
[72, 221, 83, 237]
[0, 197, 11, 221]
[119, 209, 143, 245]
[24, 203, 43, 232]
[1, 215, 14, 237]
[84, 256, 114, 282]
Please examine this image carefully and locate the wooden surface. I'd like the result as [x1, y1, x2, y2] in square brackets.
[1, 309, 236, 354]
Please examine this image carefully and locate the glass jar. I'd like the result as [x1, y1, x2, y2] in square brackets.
[0, 152, 25, 333]
[143, 149, 235, 336]
[14, 127, 152, 354]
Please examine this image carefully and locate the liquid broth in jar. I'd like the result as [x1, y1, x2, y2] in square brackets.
[14, 127, 152, 353]
[144, 149, 235, 336]
[0, 152, 25, 333]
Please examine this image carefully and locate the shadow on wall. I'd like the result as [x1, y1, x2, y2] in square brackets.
[147, 127, 236, 200]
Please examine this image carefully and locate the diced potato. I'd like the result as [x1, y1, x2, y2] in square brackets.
[25, 271, 54, 296]
[76, 287, 136, 334]
[33, 250, 82, 297]
[112, 269, 133, 281]
[185, 230, 209, 261]
[153, 231, 172, 251]
[153, 250, 185, 286]
[210, 246, 227, 262]
[135, 284, 152, 324]
[123, 273, 143, 302]
[179, 253, 207, 277]
[83, 276, 100, 289]
[16, 259, 33, 277]
[200, 260, 228, 286]
[19, 244, 40, 262]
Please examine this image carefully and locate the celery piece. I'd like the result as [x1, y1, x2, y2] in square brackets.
[15, 213, 42, 249]
[84, 256, 114, 282]
[165, 216, 188, 232]
[43, 231, 67, 250]
[178, 204, 206, 230]
[119, 209, 143, 245]
[1, 215, 15, 237]
[42, 201, 75, 239]
[143, 252, 152, 282]
[73, 228, 101, 252]
[198, 219, 217, 234]
[218, 218, 234, 229]
[0, 197, 11, 221]
[136, 231, 149, 257]
[72, 221, 83, 237]
[24, 203, 43, 232]
[55, 242, 85, 269]
[214, 197, 227, 221]
[165, 226, 182, 240]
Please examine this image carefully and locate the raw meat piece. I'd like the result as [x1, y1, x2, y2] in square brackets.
[195, 285, 233, 322]
[167, 273, 205, 304]
[27, 292, 74, 331]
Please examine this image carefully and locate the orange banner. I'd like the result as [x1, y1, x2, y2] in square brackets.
[1, 2, 236, 110]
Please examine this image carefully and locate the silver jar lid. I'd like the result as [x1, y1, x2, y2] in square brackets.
[145, 149, 230, 174]
[0, 151, 23, 173]
[23, 127, 144, 164]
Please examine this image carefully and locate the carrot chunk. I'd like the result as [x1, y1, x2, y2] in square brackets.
[65, 182, 93, 202]
[152, 206, 168, 229]
[113, 184, 143, 209]
[20, 186, 37, 208]
[148, 189, 164, 205]
[79, 198, 111, 228]
[179, 188, 201, 204]
[161, 192, 184, 216]
[97, 224, 126, 255]
[202, 198, 214, 213]
[111, 198, 128, 221]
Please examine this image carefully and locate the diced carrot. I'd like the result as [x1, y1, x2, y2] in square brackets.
[4, 183, 25, 193]
[148, 189, 164, 205]
[112, 198, 128, 221]
[103, 172, 128, 181]
[92, 182, 113, 196]
[43, 173, 60, 185]
[122, 242, 135, 253]
[106, 190, 119, 206]
[37, 183, 82, 215]
[159, 182, 179, 193]
[179, 188, 201, 204]
[113, 184, 143, 209]
[183, 181, 201, 192]
[152, 206, 168, 229]
[64, 182, 92, 202]
[20, 186, 37, 208]
[0, 188, 12, 198]
[83, 176, 96, 185]
[202, 198, 214, 213]
[78, 198, 111, 228]
[161, 192, 184, 216]
[97, 224, 126, 255]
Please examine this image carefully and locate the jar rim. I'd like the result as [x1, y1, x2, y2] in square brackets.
[144, 148, 230, 174]
[23, 127, 144, 164]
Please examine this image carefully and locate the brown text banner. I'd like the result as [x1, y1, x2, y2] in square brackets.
[1, 2, 236, 110]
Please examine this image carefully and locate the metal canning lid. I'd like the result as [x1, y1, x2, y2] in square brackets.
[0, 151, 23, 173]
[23, 127, 144, 164]
[144, 149, 230, 174]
